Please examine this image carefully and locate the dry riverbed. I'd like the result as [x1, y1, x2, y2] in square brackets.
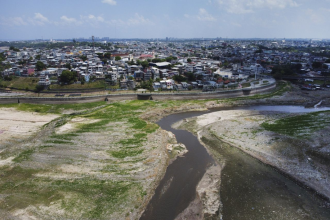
[1, 81, 329, 219]
[176, 108, 330, 205]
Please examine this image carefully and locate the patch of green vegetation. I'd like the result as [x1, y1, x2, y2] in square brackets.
[39, 145, 55, 149]
[13, 149, 35, 163]
[252, 129, 263, 135]
[50, 133, 79, 140]
[50, 80, 105, 90]
[0, 166, 63, 210]
[111, 149, 144, 159]
[54, 117, 71, 127]
[134, 133, 147, 139]
[102, 164, 119, 173]
[0, 77, 39, 90]
[117, 133, 148, 147]
[174, 146, 184, 151]
[261, 111, 330, 138]
[0, 165, 136, 218]
[241, 82, 251, 88]
[54, 179, 135, 218]
[0, 101, 107, 114]
[129, 117, 147, 129]
[76, 119, 110, 133]
[127, 117, 158, 133]
[45, 140, 72, 144]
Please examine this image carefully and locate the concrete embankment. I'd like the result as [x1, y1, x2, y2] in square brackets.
[0, 83, 276, 104]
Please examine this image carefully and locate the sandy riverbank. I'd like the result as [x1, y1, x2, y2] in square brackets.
[0, 108, 59, 155]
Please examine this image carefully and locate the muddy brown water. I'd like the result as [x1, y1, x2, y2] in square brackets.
[140, 106, 330, 220]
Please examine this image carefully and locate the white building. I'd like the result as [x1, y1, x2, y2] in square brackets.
[38, 75, 51, 86]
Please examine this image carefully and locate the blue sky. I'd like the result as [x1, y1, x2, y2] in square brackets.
[1, 0, 330, 40]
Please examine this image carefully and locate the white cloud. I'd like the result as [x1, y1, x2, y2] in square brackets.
[59, 16, 82, 25]
[34, 13, 49, 23]
[1, 17, 28, 26]
[102, 0, 117, 5]
[30, 13, 50, 25]
[80, 14, 105, 27]
[217, 0, 299, 14]
[126, 13, 153, 25]
[197, 8, 216, 21]
[1, 13, 50, 26]
[306, 9, 324, 24]
[231, 21, 242, 27]
[87, 15, 104, 22]
[184, 14, 190, 18]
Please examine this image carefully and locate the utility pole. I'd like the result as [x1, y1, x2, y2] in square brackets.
[255, 66, 258, 80]
[92, 35, 95, 53]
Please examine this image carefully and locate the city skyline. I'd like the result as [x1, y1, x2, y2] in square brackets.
[1, 0, 330, 40]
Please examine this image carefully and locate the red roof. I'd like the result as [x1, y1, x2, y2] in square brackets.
[140, 54, 153, 58]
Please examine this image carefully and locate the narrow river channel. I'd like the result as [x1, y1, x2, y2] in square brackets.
[140, 106, 330, 220]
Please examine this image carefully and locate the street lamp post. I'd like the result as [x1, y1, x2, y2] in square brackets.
[255, 66, 258, 80]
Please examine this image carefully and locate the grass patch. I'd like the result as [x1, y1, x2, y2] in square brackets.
[13, 149, 35, 163]
[50, 80, 105, 90]
[0, 77, 38, 90]
[241, 82, 251, 88]
[76, 119, 110, 133]
[111, 149, 144, 159]
[50, 133, 79, 140]
[117, 133, 147, 147]
[45, 140, 72, 144]
[0, 166, 63, 210]
[128, 117, 158, 133]
[261, 111, 330, 138]
[0, 166, 135, 218]
[52, 179, 135, 218]
[0, 101, 107, 114]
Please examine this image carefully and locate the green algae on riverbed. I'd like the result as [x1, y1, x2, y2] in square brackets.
[261, 110, 330, 138]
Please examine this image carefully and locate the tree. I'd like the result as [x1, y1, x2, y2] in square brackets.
[60, 70, 77, 84]
[80, 55, 87, 61]
[271, 65, 293, 79]
[115, 56, 121, 61]
[35, 54, 41, 60]
[104, 52, 111, 59]
[187, 58, 192, 63]
[10, 46, 20, 52]
[173, 75, 187, 83]
[81, 76, 86, 85]
[185, 72, 196, 81]
[65, 63, 71, 70]
[102, 59, 108, 65]
[96, 53, 104, 59]
[36, 61, 46, 71]
[140, 60, 149, 68]
[35, 84, 45, 92]
[293, 63, 302, 72]
[312, 62, 323, 69]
